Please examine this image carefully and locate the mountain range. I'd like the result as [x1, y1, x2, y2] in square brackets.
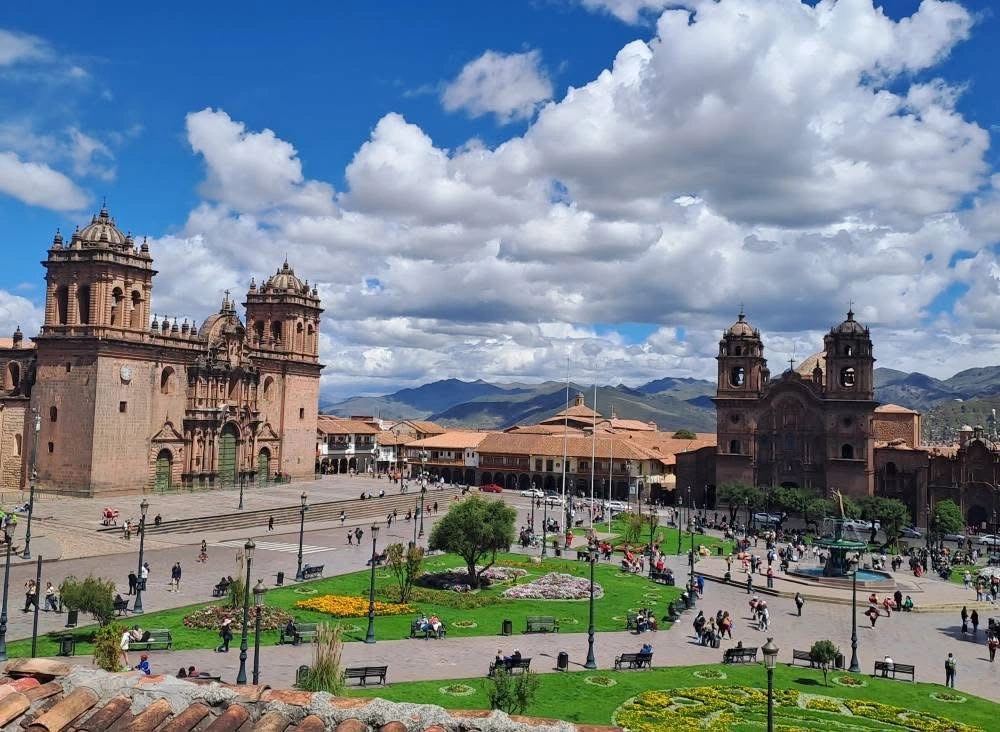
[321, 367, 1000, 439]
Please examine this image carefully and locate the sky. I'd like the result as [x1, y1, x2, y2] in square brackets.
[1, 0, 1000, 399]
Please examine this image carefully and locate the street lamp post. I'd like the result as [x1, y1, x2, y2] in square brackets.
[762, 637, 779, 732]
[411, 495, 419, 548]
[530, 481, 536, 531]
[584, 554, 597, 669]
[236, 538, 254, 685]
[238, 472, 245, 511]
[418, 482, 427, 539]
[688, 515, 696, 606]
[849, 558, 860, 672]
[132, 499, 150, 614]
[676, 495, 684, 555]
[541, 497, 548, 558]
[22, 409, 41, 560]
[295, 492, 308, 581]
[252, 579, 266, 684]
[365, 524, 380, 643]
[0, 524, 12, 661]
[744, 497, 750, 541]
[648, 500, 656, 579]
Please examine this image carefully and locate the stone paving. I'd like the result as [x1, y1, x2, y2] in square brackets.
[2, 482, 999, 706]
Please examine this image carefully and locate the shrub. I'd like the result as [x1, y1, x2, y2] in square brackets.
[93, 623, 126, 672]
[385, 543, 424, 603]
[298, 623, 346, 695]
[810, 639, 840, 686]
[488, 668, 539, 715]
[385, 586, 500, 610]
[59, 576, 116, 626]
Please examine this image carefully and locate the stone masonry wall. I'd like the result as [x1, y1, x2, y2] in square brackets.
[0, 399, 26, 492]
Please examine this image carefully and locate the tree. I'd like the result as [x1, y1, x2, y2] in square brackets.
[932, 499, 963, 547]
[93, 623, 127, 672]
[809, 639, 840, 686]
[385, 543, 424, 603]
[428, 496, 516, 588]
[857, 496, 910, 545]
[488, 668, 540, 715]
[718, 482, 762, 523]
[805, 498, 833, 530]
[673, 429, 696, 440]
[59, 575, 116, 626]
[622, 512, 645, 545]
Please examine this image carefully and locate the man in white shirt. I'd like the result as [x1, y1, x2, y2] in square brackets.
[882, 655, 894, 677]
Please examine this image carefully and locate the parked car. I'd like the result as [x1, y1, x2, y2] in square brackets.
[753, 512, 782, 525]
[942, 532, 966, 543]
[842, 519, 881, 532]
[604, 500, 628, 512]
[900, 526, 922, 539]
[479, 483, 503, 493]
[519, 488, 544, 498]
[544, 494, 565, 506]
[977, 534, 1000, 546]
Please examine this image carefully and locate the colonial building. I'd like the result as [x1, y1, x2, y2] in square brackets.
[3, 206, 323, 496]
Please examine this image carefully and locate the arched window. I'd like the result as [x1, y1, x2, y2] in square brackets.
[130, 291, 142, 328]
[55, 286, 69, 325]
[841, 444, 854, 459]
[839, 367, 856, 387]
[844, 345, 854, 356]
[14, 434, 21, 456]
[296, 321, 304, 351]
[262, 376, 274, 400]
[6, 362, 19, 390]
[49, 406, 57, 422]
[270, 321, 282, 344]
[307, 323, 315, 352]
[734, 346, 743, 356]
[77, 285, 91, 324]
[160, 367, 175, 395]
[729, 440, 741, 454]
[110, 287, 124, 326]
[729, 366, 745, 387]
[885, 462, 897, 475]
[254, 321, 265, 343]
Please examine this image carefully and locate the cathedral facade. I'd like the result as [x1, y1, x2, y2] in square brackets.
[0, 206, 323, 497]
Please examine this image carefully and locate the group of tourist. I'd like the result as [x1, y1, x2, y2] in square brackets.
[693, 609, 733, 646]
[22, 580, 60, 613]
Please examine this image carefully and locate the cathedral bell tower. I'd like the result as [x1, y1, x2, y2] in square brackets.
[823, 309, 875, 400]
[715, 310, 768, 398]
[244, 260, 323, 363]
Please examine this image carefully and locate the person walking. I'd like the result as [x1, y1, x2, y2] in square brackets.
[945, 653, 957, 688]
[961, 606, 969, 634]
[198, 540, 208, 563]
[267, 515, 274, 532]
[119, 626, 132, 670]
[216, 618, 233, 652]
[794, 592, 804, 616]
[971, 609, 980, 635]
[766, 566, 774, 589]
[44, 582, 59, 612]
[340, 510, 346, 524]
[22, 580, 37, 613]
[171, 562, 182, 592]
[347, 532, 353, 545]
[126, 571, 137, 596]
[989, 634, 999, 662]
[746, 573, 754, 594]
[140, 561, 150, 591]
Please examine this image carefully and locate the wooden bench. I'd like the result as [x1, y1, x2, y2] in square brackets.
[873, 660, 915, 682]
[113, 597, 130, 616]
[525, 615, 559, 633]
[625, 611, 638, 631]
[212, 582, 231, 598]
[279, 622, 319, 645]
[409, 619, 447, 639]
[650, 571, 675, 586]
[344, 665, 388, 686]
[576, 549, 591, 561]
[488, 658, 532, 676]
[791, 649, 819, 667]
[723, 646, 758, 664]
[130, 629, 173, 651]
[301, 565, 324, 580]
[367, 552, 387, 567]
[614, 651, 653, 670]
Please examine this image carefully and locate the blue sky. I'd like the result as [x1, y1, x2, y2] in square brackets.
[2, 1, 1000, 397]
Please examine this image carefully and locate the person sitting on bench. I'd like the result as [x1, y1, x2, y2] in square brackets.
[429, 614, 443, 634]
[509, 648, 522, 665]
[640, 642, 653, 655]
[902, 595, 914, 611]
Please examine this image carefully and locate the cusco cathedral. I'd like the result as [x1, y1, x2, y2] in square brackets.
[0, 206, 323, 496]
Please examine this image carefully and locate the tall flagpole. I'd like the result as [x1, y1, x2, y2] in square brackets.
[589, 381, 597, 529]
[561, 359, 570, 533]
[608, 416, 614, 533]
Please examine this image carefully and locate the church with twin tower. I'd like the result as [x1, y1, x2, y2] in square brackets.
[0, 205, 323, 496]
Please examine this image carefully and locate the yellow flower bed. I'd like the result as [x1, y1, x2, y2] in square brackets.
[294, 594, 416, 618]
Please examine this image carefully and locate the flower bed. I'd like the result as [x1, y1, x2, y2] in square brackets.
[692, 669, 726, 680]
[930, 691, 967, 703]
[183, 604, 293, 631]
[585, 675, 617, 687]
[294, 594, 416, 618]
[417, 566, 528, 593]
[830, 675, 868, 688]
[501, 572, 604, 600]
[439, 683, 476, 697]
[804, 697, 842, 713]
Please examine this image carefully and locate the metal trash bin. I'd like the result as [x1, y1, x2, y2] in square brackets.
[557, 651, 569, 671]
[502, 619, 513, 636]
[137, 578, 147, 592]
[58, 635, 76, 657]
[296, 665, 311, 688]
[717, 546, 723, 555]
[65, 609, 78, 628]
[835, 652, 845, 670]
[276, 571, 285, 587]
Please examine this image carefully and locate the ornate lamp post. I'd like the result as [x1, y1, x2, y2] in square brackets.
[132, 499, 149, 614]
[584, 554, 597, 669]
[411, 494, 419, 548]
[22, 409, 41, 560]
[648, 500, 656, 579]
[252, 579, 266, 684]
[418, 481, 427, 539]
[236, 538, 255, 685]
[676, 494, 684, 555]
[530, 481, 536, 531]
[848, 558, 860, 673]
[762, 637, 779, 732]
[688, 514, 696, 606]
[541, 496, 548, 558]
[295, 492, 308, 581]
[238, 471, 245, 511]
[365, 523, 380, 643]
[0, 523, 13, 661]
[744, 497, 750, 541]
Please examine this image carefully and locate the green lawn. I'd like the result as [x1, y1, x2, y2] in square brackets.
[355, 663, 996, 730]
[6, 552, 682, 658]
[601, 516, 735, 557]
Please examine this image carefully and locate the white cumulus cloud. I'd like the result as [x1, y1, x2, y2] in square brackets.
[0, 151, 88, 210]
[441, 50, 553, 124]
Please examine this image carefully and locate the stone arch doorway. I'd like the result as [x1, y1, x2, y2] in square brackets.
[518, 474, 530, 491]
[544, 475, 556, 492]
[155, 449, 172, 492]
[967, 504, 988, 530]
[505, 474, 517, 491]
[481, 472, 493, 486]
[218, 424, 239, 486]
[258, 448, 271, 482]
[441, 467, 452, 483]
[339, 458, 348, 474]
[464, 468, 475, 485]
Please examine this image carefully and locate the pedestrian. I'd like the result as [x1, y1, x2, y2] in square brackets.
[347, 532, 353, 545]
[387, 513, 393, 528]
[22, 580, 37, 612]
[355, 527, 363, 543]
[794, 592, 804, 616]
[171, 562, 182, 592]
[696, 574, 705, 597]
[867, 605, 879, 628]
[746, 573, 754, 594]
[127, 571, 138, 596]
[961, 606, 969, 634]
[433, 501, 438, 513]
[119, 626, 132, 670]
[971, 609, 980, 635]
[989, 634, 999, 662]
[198, 540, 208, 563]
[964, 570, 972, 590]
[216, 618, 233, 652]
[766, 566, 774, 589]
[44, 581, 59, 612]
[945, 653, 957, 688]
[140, 561, 150, 590]
[268, 515, 274, 532]
[340, 510, 346, 524]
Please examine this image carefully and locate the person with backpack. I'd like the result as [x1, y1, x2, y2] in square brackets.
[945, 653, 957, 688]
[216, 618, 233, 652]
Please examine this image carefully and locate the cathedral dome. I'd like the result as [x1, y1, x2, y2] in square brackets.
[264, 260, 307, 293]
[833, 309, 867, 335]
[725, 310, 756, 337]
[73, 206, 130, 249]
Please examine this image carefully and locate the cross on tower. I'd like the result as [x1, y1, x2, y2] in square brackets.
[788, 356, 796, 371]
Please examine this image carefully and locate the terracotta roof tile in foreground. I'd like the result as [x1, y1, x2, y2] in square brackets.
[0, 659, 617, 732]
